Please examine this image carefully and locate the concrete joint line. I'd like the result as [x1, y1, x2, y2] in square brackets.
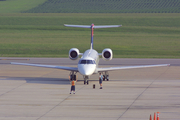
[117, 67, 170, 120]
[0, 82, 26, 97]
[36, 85, 86, 120]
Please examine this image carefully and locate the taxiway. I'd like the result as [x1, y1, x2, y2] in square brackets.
[0, 58, 180, 120]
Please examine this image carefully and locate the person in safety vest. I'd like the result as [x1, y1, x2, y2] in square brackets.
[99, 73, 103, 89]
[69, 74, 77, 94]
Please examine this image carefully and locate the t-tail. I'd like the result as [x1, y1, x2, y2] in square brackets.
[64, 24, 122, 49]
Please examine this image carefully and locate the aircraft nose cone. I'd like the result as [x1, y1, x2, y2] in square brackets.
[78, 64, 95, 76]
[79, 69, 91, 76]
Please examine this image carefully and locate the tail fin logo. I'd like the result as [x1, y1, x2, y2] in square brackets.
[91, 24, 94, 49]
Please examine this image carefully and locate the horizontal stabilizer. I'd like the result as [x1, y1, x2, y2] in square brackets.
[64, 24, 122, 29]
[94, 25, 122, 28]
[64, 24, 91, 28]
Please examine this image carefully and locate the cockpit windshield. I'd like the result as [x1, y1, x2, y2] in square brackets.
[78, 60, 96, 64]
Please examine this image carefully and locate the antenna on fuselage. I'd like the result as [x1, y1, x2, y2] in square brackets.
[64, 24, 122, 49]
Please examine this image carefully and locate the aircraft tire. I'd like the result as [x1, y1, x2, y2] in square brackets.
[103, 75, 105, 81]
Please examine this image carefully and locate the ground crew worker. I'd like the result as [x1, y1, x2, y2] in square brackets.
[69, 74, 77, 94]
[99, 73, 103, 89]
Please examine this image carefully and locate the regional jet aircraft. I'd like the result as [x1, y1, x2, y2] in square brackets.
[11, 24, 170, 84]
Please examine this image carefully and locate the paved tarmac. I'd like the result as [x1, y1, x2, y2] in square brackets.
[0, 58, 180, 120]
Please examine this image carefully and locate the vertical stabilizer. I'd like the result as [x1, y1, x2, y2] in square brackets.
[91, 24, 94, 49]
[64, 24, 122, 49]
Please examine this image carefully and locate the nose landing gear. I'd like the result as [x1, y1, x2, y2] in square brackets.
[83, 76, 89, 85]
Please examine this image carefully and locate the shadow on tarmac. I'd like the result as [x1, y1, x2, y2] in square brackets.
[1, 75, 135, 85]
[1, 76, 70, 85]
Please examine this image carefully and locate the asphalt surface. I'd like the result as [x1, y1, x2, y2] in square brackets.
[0, 58, 180, 120]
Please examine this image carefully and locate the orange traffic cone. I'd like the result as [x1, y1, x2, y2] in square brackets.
[149, 114, 152, 120]
[154, 112, 156, 120]
[157, 112, 160, 120]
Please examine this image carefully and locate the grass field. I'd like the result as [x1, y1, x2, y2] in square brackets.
[0, 0, 180, 13]
[24, 0, 180, 13]
[0, 13, 180, 58]
[0, 0, 46, 13]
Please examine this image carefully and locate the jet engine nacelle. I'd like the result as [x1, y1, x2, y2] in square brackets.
[69, 48, 79, 60]
[102, 48, 113, 61]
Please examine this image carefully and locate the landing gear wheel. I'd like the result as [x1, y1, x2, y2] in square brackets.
[84, 80, 89, 85]
[103, 72, 109, 81]
[103, 75, 105, 81]
[107, 75, 109, 81]
[83, 76, 89, 85]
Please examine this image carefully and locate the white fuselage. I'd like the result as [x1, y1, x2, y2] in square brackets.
[78, 49, 99, 76]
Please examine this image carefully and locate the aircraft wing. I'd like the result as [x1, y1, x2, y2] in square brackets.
[11, 62, 78, 72]
[96, 64, 170, 72]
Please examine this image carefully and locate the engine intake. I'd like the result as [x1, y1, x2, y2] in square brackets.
[69, 48, 79, 60]
[102, 48, 113, 61]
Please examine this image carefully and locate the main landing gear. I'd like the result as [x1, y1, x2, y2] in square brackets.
[83, 76, 89, 85]
[70, 72, 109, 85]
[102, 72, 109, 81]
[69, 71, 77, 81]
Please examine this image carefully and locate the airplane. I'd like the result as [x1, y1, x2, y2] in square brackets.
[11, 24, 170, 84]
